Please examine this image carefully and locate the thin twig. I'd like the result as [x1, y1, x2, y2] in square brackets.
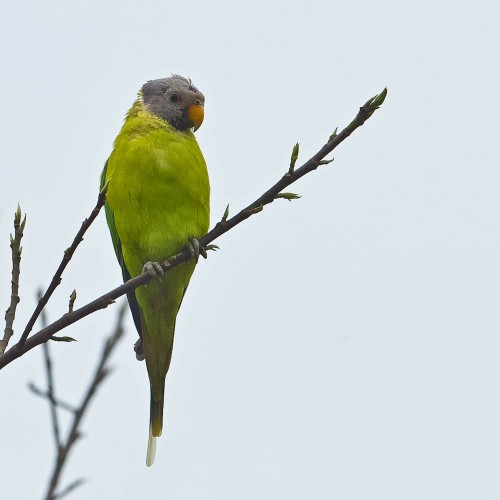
[43, 343, 61, 448]
[44, 301, 127, 500]
[53, 478, 86, 500]
[0, 205, 26, 354]
[27, 383, 77, 413]
[0, 88, 387, 370]
[37, 293, 63, 450]
[17, 184, 108, 349]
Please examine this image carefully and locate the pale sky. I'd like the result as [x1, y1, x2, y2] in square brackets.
[0, 0, 499, 499]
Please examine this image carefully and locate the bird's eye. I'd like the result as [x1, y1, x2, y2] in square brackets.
[170, 93, 179, 103]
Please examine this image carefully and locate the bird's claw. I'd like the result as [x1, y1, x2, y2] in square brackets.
[134, 338, 145, 361]
[143, 261, 164, 279]
[188, 238, 207, 262]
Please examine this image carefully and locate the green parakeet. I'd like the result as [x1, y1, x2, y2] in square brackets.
[100, 75, 210, 466]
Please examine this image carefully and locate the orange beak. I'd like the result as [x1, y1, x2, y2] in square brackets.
[187, 104, 204, 131]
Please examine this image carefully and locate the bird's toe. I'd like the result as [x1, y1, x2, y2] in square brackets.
[143, 261, 164, 279]
[134, 338, 145, 361]
[188, 238, 203, 263]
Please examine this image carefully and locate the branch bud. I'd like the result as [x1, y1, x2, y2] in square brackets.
[275, 192, 301, 202]
[289, 143, 300, 174]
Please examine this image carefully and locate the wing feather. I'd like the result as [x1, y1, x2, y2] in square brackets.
[100, 161, 143, 336]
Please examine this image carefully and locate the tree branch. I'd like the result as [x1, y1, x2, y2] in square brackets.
[0, 205, 26, 354]
[0, 88, 387, 370]
[17, 184, 108, 349]
[53, 478, 86, 500]
[43, 301, 127, 500]
[27, 383, 77, 413]
[35, 295, 63, 450]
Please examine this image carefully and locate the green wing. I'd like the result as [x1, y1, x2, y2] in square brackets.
[100, 161, 143, 336]
[100, 161, 124, 266]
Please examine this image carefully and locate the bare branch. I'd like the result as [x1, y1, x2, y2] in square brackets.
[17, 183, 108, 349]
[0, 205, 26, 354]
[27, 383, 77, 413]
[44, 301, 127, 500]
[53, 478, 86, 500]
[36, 296, 63, 450]
[0, 88, 387, 370]
[43, 343, 62, 448]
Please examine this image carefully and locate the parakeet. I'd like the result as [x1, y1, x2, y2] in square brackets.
[100, 75, 210, 466]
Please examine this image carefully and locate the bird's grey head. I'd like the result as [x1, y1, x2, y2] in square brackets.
[141, 75, 205, 131]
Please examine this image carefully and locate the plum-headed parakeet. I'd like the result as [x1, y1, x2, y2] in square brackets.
[100, 75, 210, 466]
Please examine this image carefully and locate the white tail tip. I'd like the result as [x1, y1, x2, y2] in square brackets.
[146, 427, 157, 467]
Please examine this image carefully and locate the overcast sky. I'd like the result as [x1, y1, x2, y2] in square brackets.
[0, 0, 499, 499]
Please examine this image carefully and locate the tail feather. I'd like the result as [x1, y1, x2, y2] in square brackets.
[146, 388, 164, 466]
[140, 280, 185, 466]
[150, 390, 164, 437]
[146, 427, 157, 467]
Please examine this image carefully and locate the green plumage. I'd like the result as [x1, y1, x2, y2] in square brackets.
[101, 77, 209, 466]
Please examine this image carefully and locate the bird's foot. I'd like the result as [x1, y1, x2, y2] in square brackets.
[142, 261, 164, 279]
[187, 238, 207, 263]
[134, 338, 145, 361]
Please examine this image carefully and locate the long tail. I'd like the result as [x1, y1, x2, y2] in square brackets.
[141, 277, 189, 466]
[146, 389, 164, 466]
